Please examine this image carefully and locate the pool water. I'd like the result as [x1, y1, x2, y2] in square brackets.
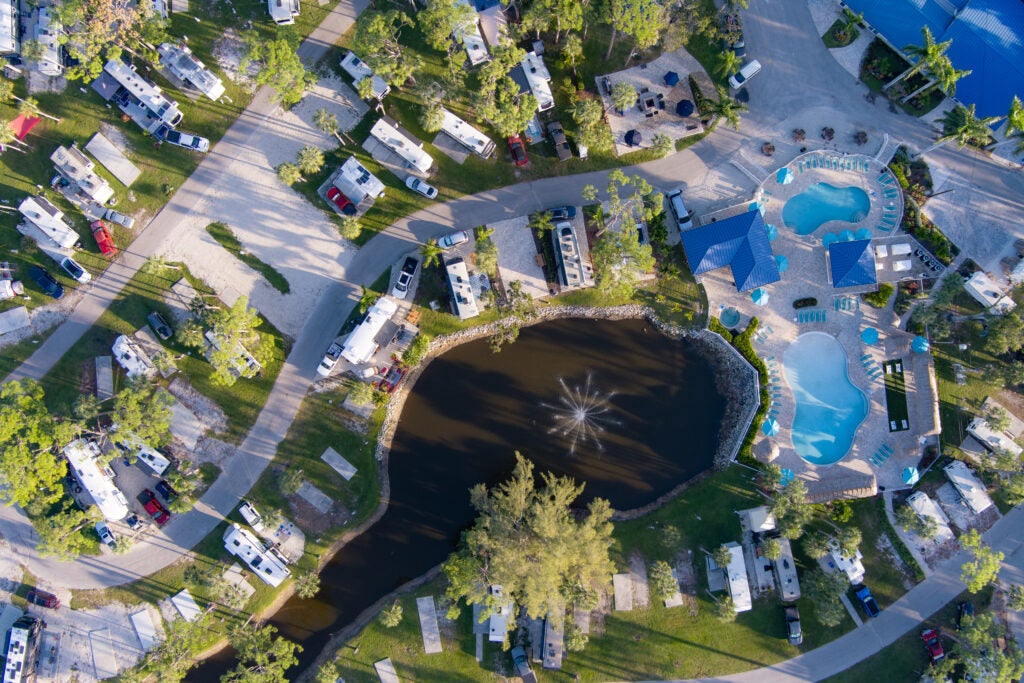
[783, 332, 868, 465]
[782, 182, 870, 235]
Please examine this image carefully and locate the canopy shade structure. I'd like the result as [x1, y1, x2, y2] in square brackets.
[751, 287, 771, 305]
[625, 129, 642, 146]
[676, 99, 694, 116]
[664, 71, 680, 86]
[829, 239, 877, 288]
[762, 418, 780, 436]
[861, 327, 879, 344]
[902, 466, 920, 486]
[839, 229, 855, 242]
[912, 335, 930, 353]
[680, 210, 781, 292]
[776, 167, 794, 184]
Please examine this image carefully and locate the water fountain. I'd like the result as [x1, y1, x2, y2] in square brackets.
[543, 374, 620, 456]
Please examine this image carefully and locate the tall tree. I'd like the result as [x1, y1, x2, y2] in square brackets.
[955, 611, 1024, 682]
[420, 239, 443, 269]
[242, 37, 315, 106]
[135, 614, 208, 682]
[109, 379, 174, 450]
[35, 501, 96, 560]
[802, 531, 832, 560]
[0, 79, 60, 122]
[934, 103, 1003, 149]
[530, 211, 554, 236]
[222, 624, 301, 683]
[611, 81, 638, 112]
[605, 0, 667, 64]
[420, 102, 445, 133]
[985, 310, 1024, 356]
[353, 10, 421, 87]
[591, 212, 654, 300]
[572, 99, 613, 153]
[442, 454, 614, 629]
[339, 216, 361, 241]
[715, 50, 743, 79]
[294, 571, 321, 599]
[883, 26, 951, 92]
[479, 76, 538, 138]
[803, 569, 848, 627]
[489, 280, 536, 353]
[837, 526, 862, 557]
[705, 85, 748, 131]
[296, 145, 325, 175]
[769, 479, 813, 539]
[206, 296, 263, 387]
[313, 108, 343, 144]
[901, 56, 971, 103]
[417, 0, 476, 52]
[560, 33, 584, 77]
[960, 528, 1004, 593]
[648, 560, 678, 602]
[57, 0, 166, 81]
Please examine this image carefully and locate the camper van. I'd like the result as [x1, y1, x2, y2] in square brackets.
[267, 0, 299, 25]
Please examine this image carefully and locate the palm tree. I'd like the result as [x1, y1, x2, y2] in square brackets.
[883, 26, 951, 92]
[989, 96, 1024, 154]
[0, 122, 27, 153]
[705, 85, 748, 131]
[0, 79, 60, 122]
[916, 104, 1004, 157]
[715, 50, 743, 79]
[420, 238, 443, 269]
[530, 211, 554, 236]
[901, 56, 971, 103]
[313, 108, 343, 144]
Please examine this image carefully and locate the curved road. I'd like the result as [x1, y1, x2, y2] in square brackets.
[1, 0, 1022, 678]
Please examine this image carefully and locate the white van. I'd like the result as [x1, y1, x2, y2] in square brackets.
[238, 500, 265, 532]
[729, 59, 762, 90]
[667, 189, 694, 230]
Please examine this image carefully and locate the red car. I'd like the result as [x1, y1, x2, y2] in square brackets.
[90, 220, 118, 257]
[137, 488, 171, 526]
[326, 187, 357, 216]
[508, 135, 528, 166]
[26, 588, 60, 609]
[920, 629, 944, 664]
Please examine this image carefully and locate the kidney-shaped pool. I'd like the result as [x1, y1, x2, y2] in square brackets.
[782, 182, 870, 236]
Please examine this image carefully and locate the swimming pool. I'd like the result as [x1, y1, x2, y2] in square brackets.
[783, 333, 868, 466]
[782, 182, 870, 235]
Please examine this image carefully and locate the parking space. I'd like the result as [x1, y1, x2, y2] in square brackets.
[490, 216, 550, 301]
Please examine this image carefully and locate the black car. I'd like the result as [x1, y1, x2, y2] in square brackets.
[147, 311, 173, 340]
[547, 121, 572, 162]
[126, 514, 143, 530]
[155, 479, 179, 502]
[548, 206, 578, 221]
[784, 605, 803, 645]
[28, 265, 65, 299]
[956, 601, 974, 630]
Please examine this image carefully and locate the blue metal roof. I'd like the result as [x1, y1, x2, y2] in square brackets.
[829, 239, 877, 288]
[846, 0, 1024, 118]
[680, 210, 780, 292]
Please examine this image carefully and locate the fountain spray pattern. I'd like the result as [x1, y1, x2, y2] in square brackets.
[543, 374, 620, 456]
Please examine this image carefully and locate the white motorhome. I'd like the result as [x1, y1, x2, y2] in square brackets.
[267, 0, 300, 25]
[223, 523, 291, 587]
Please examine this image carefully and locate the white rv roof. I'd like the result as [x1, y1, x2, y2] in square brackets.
[519, 51, 554, 111]
[369, 118, 433, 174]
[725, 543, 752, 612]
[63, 439, 129, 521]
[112, 335, 156, 379]
[18, 195, 78, 249]
[906, 491, 955, 544]
[440, 108, 495, 158]
[223, 523, 291, 586]
[454, 0, 489, 66]
[773, 537, 801, 602]
[341, 296, 398, 365]
[445, 258, 479, 320]
[944, 460, 994, 514]
[0, 0, 17, 56]
[339, 51, 390, 99]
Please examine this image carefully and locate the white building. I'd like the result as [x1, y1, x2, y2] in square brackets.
[339, 51, 390, 100]
[944, 460, 994, 515]
[551, 222, 594, 290]
[51, 145, 115, 205]
[18, 196, 79, 249]
[267, 0, 300, 25]
[773, 537, 801, 602]
[113, 335, 156, 379]
[33, 7, 62, 77]
[967, 416, 1023, 458]
[3, 616, 41, 683]
[369, 117, 433, 175]
[445, 257, 480, 320]
[333, 156, 385, 204]
[0, 0, 17, 56]
[223, 523, 292, 587]
[825, 540, 865, 585]
[440, 108, 495, 159]
[724, 542, 752, 613]
[342, 296, 398, 365]
[98, 60, 183, 134]
[906, 491, 955, 545]
[511, 51, 554, 112]
[454, 0, 489, 66]
[487, 585, 513, 643]
[963, 271, 1016, 314]
[157, 42, 225, 102]
[63, 439, 130, 521]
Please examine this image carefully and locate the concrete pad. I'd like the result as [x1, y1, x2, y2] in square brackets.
[166, 278, 200, 326]
[0, 307, 30, 335]
[628, 553, 650, 608]
[663, 569, 684, 607]
[936, 482, 974, 531]
[432, 131, 470, 164]
[129, 609, 159, 651]
[222, 563, 256, 599]
[297, 480, 333, 514]
[95, 356, 114, 399]
[471, 603, 489, 635]
[170, 589, 202, 622]
[490, 215, 549, 301]
[0, 603, 24, 637]
[321, 446, 357, 481]
[612, 573, 633, 611]
[374, 657, 401, 683]
[89, 627, 119, 679]
[86, 133, 140, 186]
[37, 630, 60, 679]
[416, 595, 443, 654]
[169, 400, 206, 450]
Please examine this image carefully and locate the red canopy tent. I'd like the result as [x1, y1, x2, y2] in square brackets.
[8, 113, 41, 141]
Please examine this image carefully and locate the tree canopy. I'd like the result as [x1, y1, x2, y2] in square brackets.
[442, 454, 615, 631]
[803, 568, 848, 627]
[353, 10, 420, 87]
[222, 624, 301, 683]
[417, 0, 476, 52]
[768, 479, 813, 539]
[243, 37, 315, 106]
[57, 0, 167, 81]
[960, 528, 1004, 593]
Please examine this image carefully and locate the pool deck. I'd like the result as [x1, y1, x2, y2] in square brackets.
[700, 154, 940, 498]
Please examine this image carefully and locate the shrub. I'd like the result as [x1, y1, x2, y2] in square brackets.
[863, 283, 894, 308]
[707, 316, 734, 342]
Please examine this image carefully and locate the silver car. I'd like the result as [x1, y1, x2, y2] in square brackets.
[405, 176, 438, 199]
[104, 208, 136, 229]
[60, 257, 91, 284]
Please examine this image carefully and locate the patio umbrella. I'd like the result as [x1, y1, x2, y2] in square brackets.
[776, 167, 794, 184]
[902, 466, 920, 486]
[822, 232, 839, 247]
[675, 99, 694, 116]
[762, 418, 780, 436]
[780, 468, 795, 487]
[912, 335, 930, 353]
[720, 307, 741, 328]
[856, 227, 873, 240]
[775, 254, 789, 273]
[625, 129, 642, 147]
[751, 287, 771, 306]
[765, 223, 778, 241]
[839, 229, 855, 242]
[861, 327, 879, 344]
[664, 71, 680, 86]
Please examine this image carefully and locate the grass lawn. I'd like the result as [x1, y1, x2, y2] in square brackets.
[205, 222, 290, 294]
[822, 20, 860, 49]
[883, 359, 911, 433]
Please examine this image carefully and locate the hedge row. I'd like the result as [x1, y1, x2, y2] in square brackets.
[728, 317, 770, 466]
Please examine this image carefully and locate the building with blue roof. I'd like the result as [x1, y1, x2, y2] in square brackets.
[680, 210, 780, 292]
[845, 0, 1024, 119]
[828, 239, 878, 288]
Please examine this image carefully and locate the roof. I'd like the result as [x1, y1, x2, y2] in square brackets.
[34, 7, 62, 76]
[342, 296, 398, 365]
[551, 223, 592, 290]
[964, 271, 1016, 313]
[509, 51, 553, 111]
[680, 210, 780, 291]
[339, 51, 390, 100]
[157, 43, 225, 101]
[51, 145, 115, 204]
[455, 0, 489, 66]
[845, 0, 1024, 119]
[102, 60, 182, 127]
[18, 196, 78, 249]
[445, 257, 480, 320]
[63, 439, 130, 521]
[944, 459, 994, 514]
[223, 523, 291, 586]
[3, 616, 40, 683]
[742, 506, 776, 532]
[828, 239, 877, 288]
[112, 335, 156, 379]
[906, 491, 956, 544]
[0, 0, 16, 56]
[440, 108, 495, 158]
[725, 542, 752, 612]
[967, 416, 1023, 457]
[826, 540, 865, 584]
[334, 156, 385, 203]
[773, 537, 801, 601]
[369, 117, 433, 174]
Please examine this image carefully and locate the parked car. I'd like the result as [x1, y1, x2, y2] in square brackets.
[547, 206, 578, 221]
[666, 189, 693, 230]
[921, 628, 945, 664]
[317, 341, 343, 377]
[90, 220, 118, 257]
[439, 230, 470, 250]
[855, 585, 880, 618]
[26, 589, 60, 609]
[784, 605, 803, 645]
[95, 521, 117, 547]
[161, 128, 210, 153]
[138, 488, 171, 526]
[28, 265, 64, 299]
[326, 187, 357, 216]
[729, 59, 762, 90]
[238, 500, 265, 532]
[59, 257, 91, 284]
[724, 38, 746, 57]
[147, 311, 173, 340]
[391, 256, 418, 299]
[155, 479, 178, 502]
[126, 514, 143, 530]
[956, 601, 974, 630]
[793, 297, 818, 309]
[547, 121, 572, 162]
[405, 176, 438, 199]
[510, 646, 537, 683]
[104, 208, 136, 229]
[508, 134, 528, 166]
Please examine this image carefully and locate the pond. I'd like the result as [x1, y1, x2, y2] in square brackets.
[189, 317, 728, 681]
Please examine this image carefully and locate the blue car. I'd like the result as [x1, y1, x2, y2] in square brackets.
[28, 265, 64, 299]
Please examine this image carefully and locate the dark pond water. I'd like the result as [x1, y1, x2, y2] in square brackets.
[189, 317, 726, 681]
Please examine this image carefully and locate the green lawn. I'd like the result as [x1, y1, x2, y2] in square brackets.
[883, 359, 911, 433]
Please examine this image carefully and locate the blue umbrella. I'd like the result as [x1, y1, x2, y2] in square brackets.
[625, 129, 642, 146]
[749, 201, 765, 215]
[675, 99, 694, 116]
[912, 335, 930, 353]
[664, 71, 680, 86]
[776, 167, 794, 185]
[902, 466, 920, 486]
[765, 223, 778, 242]
[762, 418, 780, 436]
[861, 327, 879, 344]
[775, 254, 789, 273]
[751, 287, 771, 306]
[856, 227, 873, 240]
[839, 229, 855, 242]
[822, 232, 839, 247]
